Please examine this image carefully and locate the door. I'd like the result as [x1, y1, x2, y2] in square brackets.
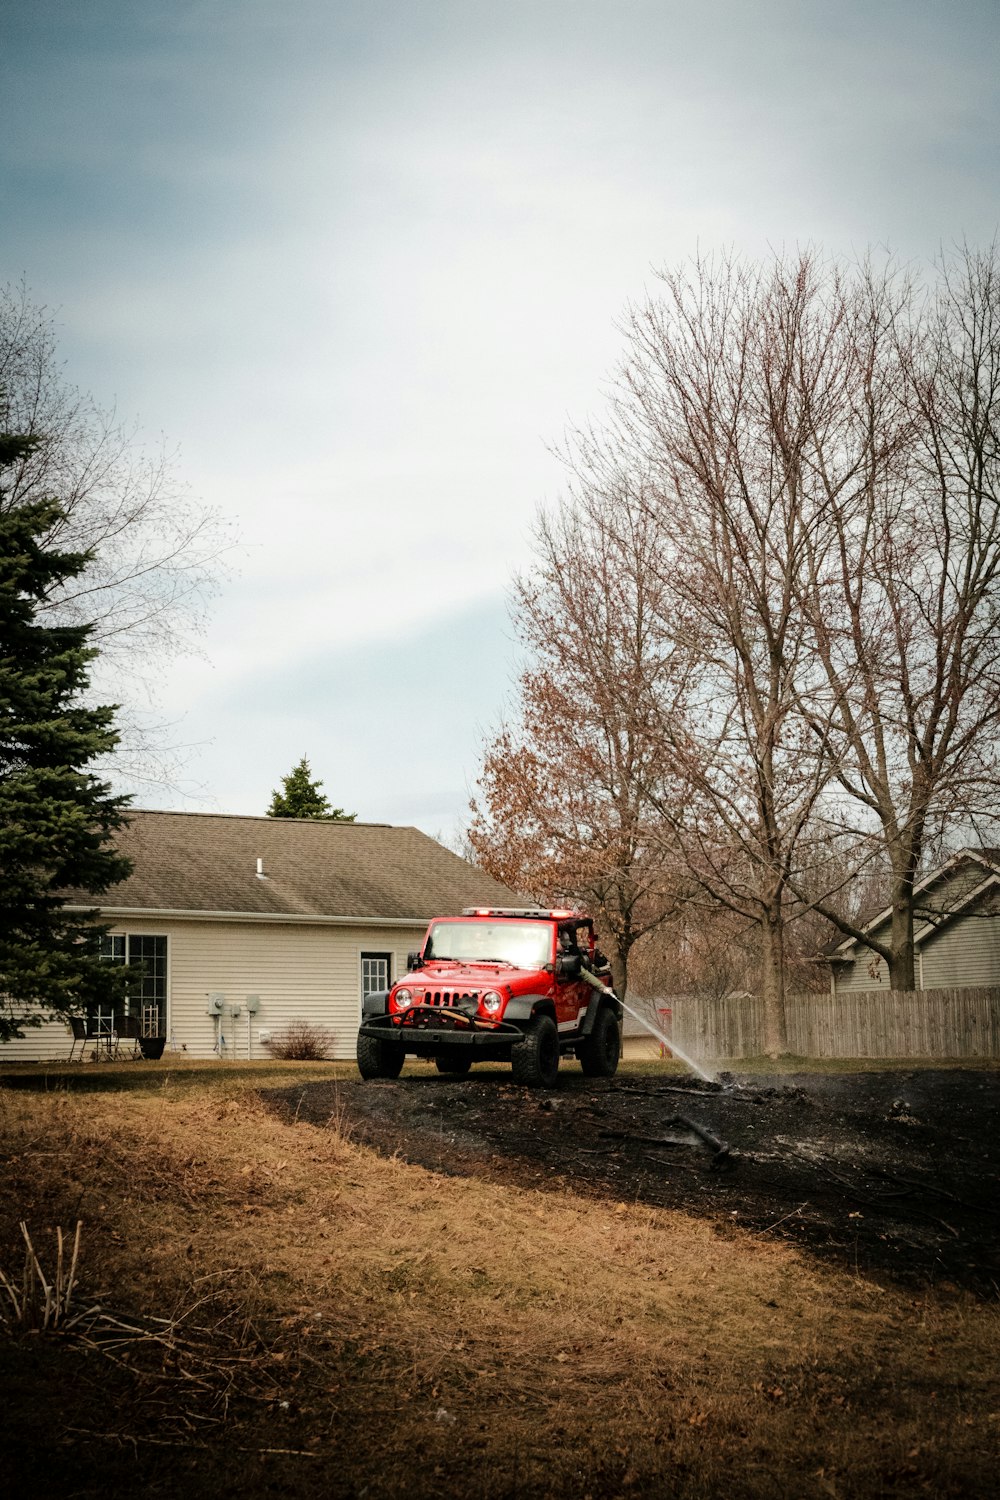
[360, 952, 392, 1012]
[555, 922, 593, 1033]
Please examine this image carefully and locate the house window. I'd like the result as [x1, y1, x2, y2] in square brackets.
[92, 934, 126, 1035]
[361, 952, 392, 1000]
[100, 934, 168, 1036]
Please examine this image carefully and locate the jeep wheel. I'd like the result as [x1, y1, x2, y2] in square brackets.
[434, 1051, 472, 1077]
[511, 1013, 559, 1088]
[577, 1005, 620, 1078]
[357, 1033, 405, 1080]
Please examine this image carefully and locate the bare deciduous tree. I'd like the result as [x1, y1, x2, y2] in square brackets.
[0, 282, 231, 781]
[790, 246, 1000, 986]
[470, 485, 688, 998]
[478, 247, 1000, 1047]
[601, 251, 867, 1051]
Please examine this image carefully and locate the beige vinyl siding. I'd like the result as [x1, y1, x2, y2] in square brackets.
[0, 917, 427, 1063]
[622, 1034, 666, 1060]
[918, 859, 995, 912]
[832, 947, 892, 994]
[832, 860, 1000, 995]
[834, 906, 1000, 996]
[163, 917, 425, 1060]
[0, 1004, 78, 1062]
[921, 912, 1000, 989]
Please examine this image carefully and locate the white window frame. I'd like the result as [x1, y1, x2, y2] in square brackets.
[100, 933, 169, 1035]
[360, 951, 392, 1007]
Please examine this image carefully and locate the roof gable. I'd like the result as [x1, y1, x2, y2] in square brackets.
[830, 848, 1000, 958]
[65, 810, 520, 923]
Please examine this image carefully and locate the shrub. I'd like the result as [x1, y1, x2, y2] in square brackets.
[0, 1221, 83, 1331]
[261, 1020, 336, 1061]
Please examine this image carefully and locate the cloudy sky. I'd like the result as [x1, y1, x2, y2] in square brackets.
[4, 0, 999, 839]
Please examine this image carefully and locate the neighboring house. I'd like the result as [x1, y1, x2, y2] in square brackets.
[827, 848, 1000, 994]
[1, 810, 519, 1063]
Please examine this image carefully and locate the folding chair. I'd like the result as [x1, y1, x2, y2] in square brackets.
[113, 1014, 142, 1060]
[68, 1016, 100, 1062]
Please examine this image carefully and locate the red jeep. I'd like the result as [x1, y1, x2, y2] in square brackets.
[356, 906, 621, 1087]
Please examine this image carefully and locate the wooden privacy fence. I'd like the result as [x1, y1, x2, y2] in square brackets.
[667, 986, 1000, 1060]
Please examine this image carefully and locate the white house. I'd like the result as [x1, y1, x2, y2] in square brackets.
[1, 809, 519, 1063]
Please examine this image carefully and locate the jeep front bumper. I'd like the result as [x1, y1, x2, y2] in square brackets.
[358, 1006, 523, 1057]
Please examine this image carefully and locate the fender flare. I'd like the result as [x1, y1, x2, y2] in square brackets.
[362, 989, 390, 1018]
[577, 989, 622, 1037]
[503, 995, 556, 1025]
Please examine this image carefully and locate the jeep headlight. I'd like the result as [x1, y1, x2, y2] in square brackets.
[395, 988, 413, 1009]
[482, 990, 503, 1014]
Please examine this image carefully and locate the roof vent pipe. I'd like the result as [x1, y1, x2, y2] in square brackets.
[256, 857, 265, 879]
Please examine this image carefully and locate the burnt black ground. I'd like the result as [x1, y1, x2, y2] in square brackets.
[264, 1067, 1000, 1297]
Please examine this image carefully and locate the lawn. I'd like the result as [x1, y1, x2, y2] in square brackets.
[0, 1058, 997, 1498]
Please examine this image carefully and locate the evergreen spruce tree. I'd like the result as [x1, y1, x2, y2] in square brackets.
[267, 756, 356, 821]
[0, 432, 133, 1041]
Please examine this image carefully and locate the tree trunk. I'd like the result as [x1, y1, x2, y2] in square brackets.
[888, 886, 917, 991]
[758, 908, 789, 1057]
[607, 929, 632, 1005]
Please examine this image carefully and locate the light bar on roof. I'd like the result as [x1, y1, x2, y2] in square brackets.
[460, 906, 585, 920]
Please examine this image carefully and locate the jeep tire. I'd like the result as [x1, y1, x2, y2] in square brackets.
[511, 1013, 559, 1088]
[434, 1051, 472, 1077]
[357, 1033, 405, 1080]
[577, 1005, 620, 1078]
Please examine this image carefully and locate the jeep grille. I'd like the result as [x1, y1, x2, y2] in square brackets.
[418, 990, 479, 1008]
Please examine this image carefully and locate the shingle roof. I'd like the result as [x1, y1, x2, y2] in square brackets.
[65, 809, 520, 923]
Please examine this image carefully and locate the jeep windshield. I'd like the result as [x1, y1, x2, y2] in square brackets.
[423, 920, 553, 969]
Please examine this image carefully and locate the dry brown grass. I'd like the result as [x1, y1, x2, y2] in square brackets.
[0, 1071, 997, 1498]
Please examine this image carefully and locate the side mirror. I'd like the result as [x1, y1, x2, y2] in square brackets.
[407, 950, 423, 971]
[557, 953, 582, 979]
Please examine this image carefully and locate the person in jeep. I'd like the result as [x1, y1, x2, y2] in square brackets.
[558, 925, 580, 957]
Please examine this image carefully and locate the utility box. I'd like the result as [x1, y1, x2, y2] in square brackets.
[245, 994, 260, 1014]
[207, 993, 224, 1015]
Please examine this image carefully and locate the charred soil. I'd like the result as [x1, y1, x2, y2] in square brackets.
[268, 1066, 1000, 1296]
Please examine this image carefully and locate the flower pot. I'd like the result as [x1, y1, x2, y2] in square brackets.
[139, 1036, 166, 1061]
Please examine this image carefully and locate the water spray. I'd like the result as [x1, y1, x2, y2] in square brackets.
[577, 967, 716, 1083]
